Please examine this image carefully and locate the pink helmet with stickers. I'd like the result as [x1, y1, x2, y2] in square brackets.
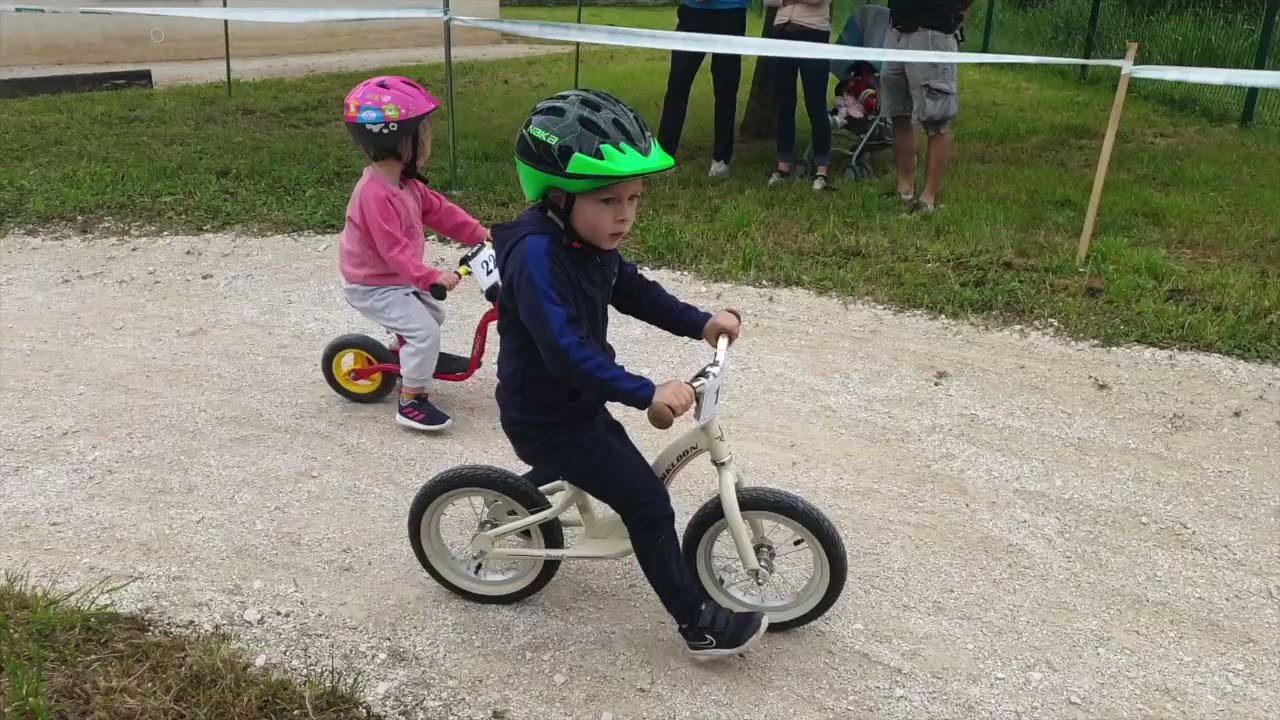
[343, 75, 441, 171]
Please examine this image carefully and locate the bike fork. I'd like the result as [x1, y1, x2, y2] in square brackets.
[717, 462, 764, 578]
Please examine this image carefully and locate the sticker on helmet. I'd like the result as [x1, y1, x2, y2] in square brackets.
[529, 126, 559, 145]
[358, 107, 385, 123]
[383, 104, 401, 119]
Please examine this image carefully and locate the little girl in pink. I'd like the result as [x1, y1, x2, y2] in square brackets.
[338, 75, 489, 432]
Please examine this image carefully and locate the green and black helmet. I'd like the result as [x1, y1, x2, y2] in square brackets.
[514, 89, 675, 203]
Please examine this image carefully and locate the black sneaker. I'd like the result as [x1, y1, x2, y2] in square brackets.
[679, 602, 769, 661]
[396, 394, 452, 432]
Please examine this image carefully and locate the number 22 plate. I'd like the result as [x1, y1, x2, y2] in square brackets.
[468, 242, 500, 292]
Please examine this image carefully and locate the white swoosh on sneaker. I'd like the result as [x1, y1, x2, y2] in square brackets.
[687, 634, 716, 649]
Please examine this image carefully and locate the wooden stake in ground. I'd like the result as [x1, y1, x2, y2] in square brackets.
[1077, 42, 1140, 266]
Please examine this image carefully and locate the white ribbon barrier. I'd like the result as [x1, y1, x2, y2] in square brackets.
[1, 5, 1277, 90]
[0, 5, 442, 23]
[1130, 65, 1280, 91]
[451, 16, 1127, 68]
[465, 16, 1280, 90]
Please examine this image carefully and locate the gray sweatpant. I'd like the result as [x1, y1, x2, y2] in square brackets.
[342, 282, 447, 389]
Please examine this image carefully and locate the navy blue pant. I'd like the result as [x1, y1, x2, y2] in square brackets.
[774, 25, 833, 168]
[657, 5, 749, 163]
[505, 411, 703, 626]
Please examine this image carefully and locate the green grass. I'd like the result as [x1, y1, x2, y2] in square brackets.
[0, 569, 380, 719]
[960, 0, 1279, 124]
[1, 6, 1277, 361]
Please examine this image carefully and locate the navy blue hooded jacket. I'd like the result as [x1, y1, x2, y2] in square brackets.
[491, 207, 711, 426]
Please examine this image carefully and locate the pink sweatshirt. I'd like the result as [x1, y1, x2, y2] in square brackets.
[338, 166, 488, 290]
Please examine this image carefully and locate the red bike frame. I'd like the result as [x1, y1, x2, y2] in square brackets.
[347, 303, 499, 384]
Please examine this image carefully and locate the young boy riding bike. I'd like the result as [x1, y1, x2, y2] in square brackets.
[490, 89, 768, 660]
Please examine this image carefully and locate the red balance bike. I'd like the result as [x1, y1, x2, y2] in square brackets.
[322, 241, 501, 403]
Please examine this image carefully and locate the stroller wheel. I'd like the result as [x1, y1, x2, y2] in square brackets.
[845, 154, 876, 182]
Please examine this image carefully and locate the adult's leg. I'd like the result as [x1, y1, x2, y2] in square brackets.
[797, 33, 833, 175]
[773, 52, 801, 171]
[879, 28, 917, 199]
[708, 8, 749, 164]
[657, 5, 709, 158]
[908, 29, 960, 208]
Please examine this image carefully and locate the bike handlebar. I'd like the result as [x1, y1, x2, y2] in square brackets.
[427, 271, 463, 301]
[646, 333, 732, 430]
[428, 241, 494, 301]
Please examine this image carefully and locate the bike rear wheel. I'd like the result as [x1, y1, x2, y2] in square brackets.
[322, 333, 397, 403]
[408, 465, 564, 604]
[683, 487, 847, 631]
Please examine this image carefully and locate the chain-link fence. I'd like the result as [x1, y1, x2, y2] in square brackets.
[816, 0, 1279, 126]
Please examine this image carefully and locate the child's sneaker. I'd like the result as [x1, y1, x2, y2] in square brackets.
[768, 170, 791, 187]
[708, 160, 731, 178]
[812, 173, 831, 192]
[679, 601, 769, 661]
[397, 393, 452, 432]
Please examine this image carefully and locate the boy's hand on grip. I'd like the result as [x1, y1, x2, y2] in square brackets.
[652, 380, 695, 418]
[703, 309, 742, 347]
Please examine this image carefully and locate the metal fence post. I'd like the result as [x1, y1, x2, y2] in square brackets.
[443, 0, 458, 190]
[222, 0, 231, 96]
[981, 0, 996, 53]
[1080, 0, 1104, 81]
[1242, 0, 1279, 127]
[573, 0, 584, 88]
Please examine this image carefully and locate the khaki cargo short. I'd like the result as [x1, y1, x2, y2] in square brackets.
[880, 26, 959, 134]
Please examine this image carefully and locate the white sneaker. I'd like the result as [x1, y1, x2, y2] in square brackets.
[708, 160, 730, 178]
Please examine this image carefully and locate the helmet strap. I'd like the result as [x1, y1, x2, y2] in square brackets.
[540, 193, 587, 246]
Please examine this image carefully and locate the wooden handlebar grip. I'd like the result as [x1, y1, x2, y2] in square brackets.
[647, 402, 675, 430]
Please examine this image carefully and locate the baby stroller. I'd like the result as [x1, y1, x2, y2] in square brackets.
[802, 4, 895, 181]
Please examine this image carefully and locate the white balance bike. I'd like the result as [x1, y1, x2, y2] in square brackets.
[407, 335, 848, 630]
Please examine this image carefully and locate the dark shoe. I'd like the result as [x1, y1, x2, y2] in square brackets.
[396, 394, 452, 432]
[908, 198, 944, 214]
[679, 602, 769, 661]
[882, 188, 915, 204]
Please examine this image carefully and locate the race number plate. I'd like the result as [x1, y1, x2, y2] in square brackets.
[468, 242, 501, 293]
[694, 361, 727, 423]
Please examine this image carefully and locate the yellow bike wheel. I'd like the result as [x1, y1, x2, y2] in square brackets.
[321, 334, 397, 403]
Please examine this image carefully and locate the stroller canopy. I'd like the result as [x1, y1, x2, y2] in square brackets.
[832, 4, 892, 80]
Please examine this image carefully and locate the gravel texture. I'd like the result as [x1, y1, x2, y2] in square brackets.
[2, 231, 1278, 720]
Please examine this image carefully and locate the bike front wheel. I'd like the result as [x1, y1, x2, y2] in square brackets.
[683, 487, 847, 631]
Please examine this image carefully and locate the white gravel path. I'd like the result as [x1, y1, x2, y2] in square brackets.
[2, 231, 1277, 720]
